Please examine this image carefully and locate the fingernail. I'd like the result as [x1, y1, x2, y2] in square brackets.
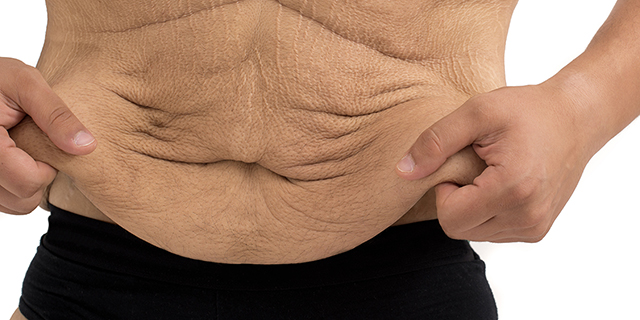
[397, 153, 415, 173]
[73, 130, 95, 147]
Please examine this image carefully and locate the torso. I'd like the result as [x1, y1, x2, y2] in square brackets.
[12, 0, 517, 264]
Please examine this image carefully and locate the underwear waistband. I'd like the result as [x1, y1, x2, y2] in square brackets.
[42, 205, 474, 290]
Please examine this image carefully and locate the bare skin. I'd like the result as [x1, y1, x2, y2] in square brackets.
[397, 0, 640, 242]
[7, 0, 640, 319]
[11, 0, 514, 265]
[10, 308, 26, 320]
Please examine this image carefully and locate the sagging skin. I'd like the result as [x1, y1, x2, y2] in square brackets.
[11, 0, 517, 264]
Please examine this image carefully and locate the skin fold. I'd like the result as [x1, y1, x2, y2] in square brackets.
[8, 0, 640, 318]
[10, 0, 514, 264]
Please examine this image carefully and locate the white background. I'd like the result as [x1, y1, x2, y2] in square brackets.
[1, 0, 637, 319]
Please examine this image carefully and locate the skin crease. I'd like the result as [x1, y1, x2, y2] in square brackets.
[396, 0, 640, 243]
[7, 0, 640, 319]
[10, 0, 513, 265]
[9, 0, 640, 264]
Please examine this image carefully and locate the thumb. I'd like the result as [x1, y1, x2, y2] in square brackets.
[396, 100, 487, 180]
[11, 67, 96, 155]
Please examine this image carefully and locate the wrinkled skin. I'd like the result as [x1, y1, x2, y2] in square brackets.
[11, 0, 516, 264]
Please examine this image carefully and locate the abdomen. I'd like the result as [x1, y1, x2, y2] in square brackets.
[11, 0, 509, 263]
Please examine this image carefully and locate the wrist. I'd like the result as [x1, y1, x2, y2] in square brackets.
[543, 61, 635, 159]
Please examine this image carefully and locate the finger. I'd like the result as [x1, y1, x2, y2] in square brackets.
[482, 227, 549, 243]
[435, 166, 506, 238]
[0, 185, 44, 214]
[471, 216, 552, 243]
[489, 235, 546, 243]
[0, 128, 57, 198]
[1, 60, 96, 155]
[396, 99, 494, 180]
[434, 182, 460, 204]
[439, 187, 553, 243]
[0, 203, 28, 215]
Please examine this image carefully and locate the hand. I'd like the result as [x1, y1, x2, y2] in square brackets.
[396, 84, 593, 242]
[0, 57, 96, 214]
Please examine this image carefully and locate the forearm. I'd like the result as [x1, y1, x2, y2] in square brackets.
[547, 0, 640, 156]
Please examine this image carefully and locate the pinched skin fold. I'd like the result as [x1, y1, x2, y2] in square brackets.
[12, 0, 515, 263]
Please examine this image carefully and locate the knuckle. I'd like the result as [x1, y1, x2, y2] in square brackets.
[13, 197, 41, 214]
[519, 207, 547, 229]
[11, 65, 45, 106]
[517, 210, 550, 243]
[525, 230, 547, 243]
[466, 91, 514, 126]
[0, 188, 42, 214]
[439, 221, 464, 240]
[13, 180, 44, 199]
[444, 230, 464, 240]
[466, 95, 494, 121]
[14, 64, 42, 87]
[47, 105, 74, 129]
[532, 218, 551, 237]
[416, 127, 445, 157]
[0, 128, 14, 148]
[510, 180, 538, 204]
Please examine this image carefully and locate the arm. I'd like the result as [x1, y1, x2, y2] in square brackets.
[0, 57, 96, 214]
[550, 0, 640, 153]
[395, 0, 640, 242]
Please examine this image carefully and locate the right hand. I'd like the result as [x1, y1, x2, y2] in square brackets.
[0, 57, 96, 214]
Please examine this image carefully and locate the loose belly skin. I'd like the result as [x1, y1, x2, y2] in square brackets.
[11, 0, 514, 264]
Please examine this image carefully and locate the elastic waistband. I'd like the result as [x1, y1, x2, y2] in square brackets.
[43, 205, 474, 290]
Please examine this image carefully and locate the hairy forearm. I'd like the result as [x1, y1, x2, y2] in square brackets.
[547, 0, 640, 155]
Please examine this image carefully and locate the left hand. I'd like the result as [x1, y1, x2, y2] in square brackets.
[395, 84, 594, 242]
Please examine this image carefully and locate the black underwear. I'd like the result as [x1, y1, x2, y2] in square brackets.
[19, 205, 497, 320]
